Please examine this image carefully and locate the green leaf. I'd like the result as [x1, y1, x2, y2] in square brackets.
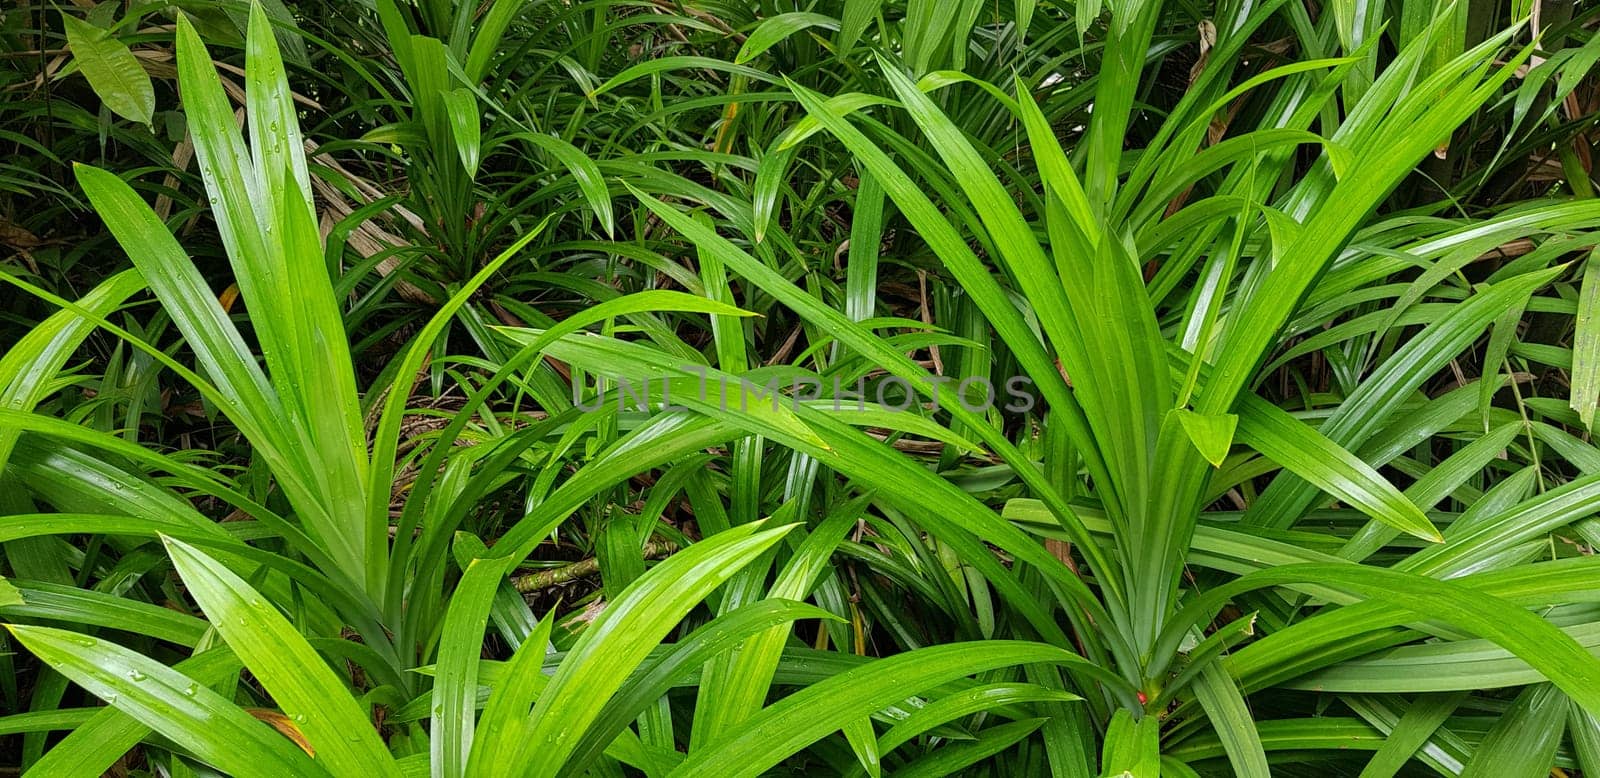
[171, 6, 378, 593]
[2, 579, 208, 647]
[443, 87, 481, 177]
[1236, 398, 1442, 542]
[1569, 696, 1600, 776]
[464, 0, 527, 82]
[0, 578, 20, 608]
[1165, 563, 1600, 716]
[24, 648, 242, 774]
[568, 599, 843, 770]
[894, 719, 1045, 777]
[6, 625, 321, 777]
[688, 499, 860, 744]
[500, 522, 796, 776]
[1099, 708, 1160, 777]
[245, 0, 312, 226]
[736, 13, 839, 64]
[0, 269, 144, 474]
[1571, 250, 1600, 429]
[590, 57, 775, 98]
[876, 683, 1080, 755]
[1356, 692, 1466, 777]
[1459, 683, 1563, 777]
[670, 642, 1115, 778]
[431, 554, 517, 778]
[61, 13, 154, 125]
[1190, 655, 1269, 778]
[467, 609, 556, 772]
[842, 716, 881, 778]
[1172, 409, 1237, 467]
[509, 132, 614, 236]
[838, 0, 884, 52]
[162, 538, 401, 777]
[1196, 30, 1528, 421]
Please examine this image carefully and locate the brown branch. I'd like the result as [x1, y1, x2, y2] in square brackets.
[511, 539, 679, 593]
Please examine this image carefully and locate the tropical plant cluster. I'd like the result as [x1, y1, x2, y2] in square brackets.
[5, 0, 1600, 775]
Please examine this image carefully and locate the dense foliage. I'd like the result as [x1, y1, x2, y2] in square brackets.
[6, 0, 1600, 774]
